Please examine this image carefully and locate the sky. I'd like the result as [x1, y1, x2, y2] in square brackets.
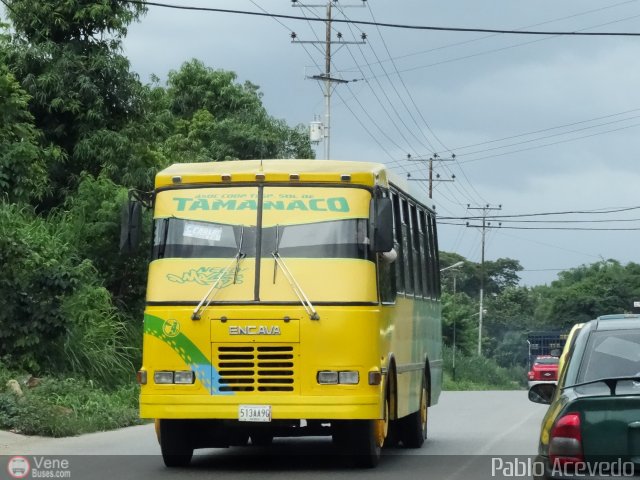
[122, 0, 640, 286]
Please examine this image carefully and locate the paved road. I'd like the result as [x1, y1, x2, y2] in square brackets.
[0, 391, 548, 479]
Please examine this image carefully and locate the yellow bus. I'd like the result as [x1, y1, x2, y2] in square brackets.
[131, 160, 443, 467]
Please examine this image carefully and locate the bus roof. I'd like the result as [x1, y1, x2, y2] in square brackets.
[156, 159, 388, 187]
[156, 159, 431, 211]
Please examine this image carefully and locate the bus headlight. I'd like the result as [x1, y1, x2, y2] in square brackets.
[338, 371, 359, 385]
[174, 370, 195, 384]
[154, 371, 174, 384]
[317, 370, 360, 385]
[317, 371, 339, 384]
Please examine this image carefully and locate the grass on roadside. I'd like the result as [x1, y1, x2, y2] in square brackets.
[0, 370, 143, 437]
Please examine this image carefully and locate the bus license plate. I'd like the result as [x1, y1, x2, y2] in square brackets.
[238, 405, 272, 422]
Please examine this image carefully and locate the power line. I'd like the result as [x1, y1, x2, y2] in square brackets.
[459, 217, 640, 224]
[493, 229, 601, 259]
[358, 3, 437, 153]
[340, 0, 640, 73]
[441, 205, 640, 219]
[522, 268, 578, 272]
[124, 1, 640, 36]
[437, 107, 640, 154]
[346, 11, 640, 81]
[450, 113, 640, 159]
[362, 2, 487, 206]
[440, 221, 640, 231]
[456, 121, 640, 165]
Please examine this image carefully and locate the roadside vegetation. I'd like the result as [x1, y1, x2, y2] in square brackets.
[2, 1, 640, 437]
[0, 368, 141, 437]
[442, 347, 526, 391]
[439, 252, 640, 391]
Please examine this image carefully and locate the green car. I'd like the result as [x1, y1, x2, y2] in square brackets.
[529, 314, 640, 479]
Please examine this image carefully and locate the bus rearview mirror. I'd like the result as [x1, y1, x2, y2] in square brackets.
[120, 199, 142, 255]
[373, 198, 394, 253]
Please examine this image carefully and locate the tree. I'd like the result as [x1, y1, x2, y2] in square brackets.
[482, 287, 537, 366]
[161, 60, 314, 161]
[2, 0, 147, 207]
[0, 64, 61, 204]
[440, 252, 523, 297]
[536, 260, 640, 327]
[441, 291, 477, 355]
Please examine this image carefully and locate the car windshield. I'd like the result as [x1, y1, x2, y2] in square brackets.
[577, 329, 640, 383]
[535, 357, 559, 365]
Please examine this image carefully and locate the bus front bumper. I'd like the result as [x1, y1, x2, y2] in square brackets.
[140, 393, 381, 420]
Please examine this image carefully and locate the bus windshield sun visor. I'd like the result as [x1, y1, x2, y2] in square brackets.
[191, 225, 246, 321]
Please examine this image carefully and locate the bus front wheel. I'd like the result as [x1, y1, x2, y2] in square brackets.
[159, 420, 194, 467]
[350, 419, 382, 468]
[250, 431, 274, 446]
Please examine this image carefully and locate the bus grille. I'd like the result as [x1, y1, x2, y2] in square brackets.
[214, 345, 297, 393]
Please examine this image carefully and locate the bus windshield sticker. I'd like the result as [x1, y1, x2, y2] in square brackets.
[183, 222, 223, 242]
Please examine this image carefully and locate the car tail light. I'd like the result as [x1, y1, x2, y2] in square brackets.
[549, 412, 583, 467]
[528, 371, 534, 381]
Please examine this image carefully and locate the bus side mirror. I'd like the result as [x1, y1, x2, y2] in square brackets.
[120, 199, 142, 255]
[373, 197, 394, 253]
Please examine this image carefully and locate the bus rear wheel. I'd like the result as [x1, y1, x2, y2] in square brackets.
[159, 420, 194, 467]
[400, 373, 428, 448]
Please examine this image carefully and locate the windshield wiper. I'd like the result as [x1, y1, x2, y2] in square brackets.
[273, 224, 280, 284]
[191, 226, 246, 320]
[271, 228, 319, 321]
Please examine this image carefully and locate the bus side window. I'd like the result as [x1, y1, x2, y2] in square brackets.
[427, 213, 440, 299]
[401, 197, 414, 295]
[410, 204, 423, 298]
[391, 192, 404, 294]
[419, 209, 431, 298]
[379, 192, 397, 304]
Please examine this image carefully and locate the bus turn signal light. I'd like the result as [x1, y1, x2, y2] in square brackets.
[368, 371, 382, 385]
[136, 370, 147, 385]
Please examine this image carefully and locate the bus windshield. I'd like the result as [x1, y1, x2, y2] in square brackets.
[152, 218, 369, 261]
[147, 185, 377, 305]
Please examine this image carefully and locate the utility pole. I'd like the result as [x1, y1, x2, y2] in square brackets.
[291, 0, 366, 159]
[453, 274, 457, 380]
[466, 204, 502, 356]
[406, 154, 456, 199]
[441, 260, 464, 380]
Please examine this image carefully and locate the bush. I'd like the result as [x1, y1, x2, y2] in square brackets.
[55, 279, 135, 388]
[0, 204, 79, 371]
[0, 202, 139, 385]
